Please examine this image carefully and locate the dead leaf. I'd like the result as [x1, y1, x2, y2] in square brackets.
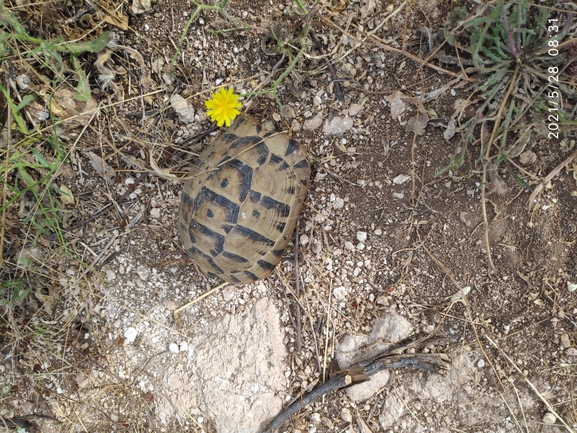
[519, 150, 537, 165]
[360, 0, 376, 19]
[102, 11, 129, 30]
[59, 185, 75, 205]
[151, 57, 164, 75]
[507, 126, 532, 158]
[131, 0, 152, 14]
[405, 113, 428, 135]
[386, 91, 406, 119]
[444, 118, 457, 141]
[87, 151, 116, 184]
[51, 88, 99, 130]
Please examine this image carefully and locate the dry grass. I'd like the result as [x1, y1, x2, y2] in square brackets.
[2, 0, 577, 431]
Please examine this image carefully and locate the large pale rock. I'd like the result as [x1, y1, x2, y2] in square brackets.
[335, 311, 413, 402]
[194, 298, 287, 432]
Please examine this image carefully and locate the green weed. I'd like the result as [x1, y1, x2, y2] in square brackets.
[0, 2, 108, 306]
[440, 0, 576, 174]
[0, 279, 30, 306]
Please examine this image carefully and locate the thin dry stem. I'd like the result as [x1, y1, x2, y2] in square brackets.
[527, 149, 577, 211]
[481, 161, 497, 274]
[416, 228, 505, 392]
[173, 281, 228, 316]
[322, 280, 333, 384]
[486, 335, 576, 433]
[0, 75, 11, 267]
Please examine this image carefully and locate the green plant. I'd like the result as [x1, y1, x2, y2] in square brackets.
[440, 0, 576, 174]
[0, 0, 111, 250]
[0, 4, 110, 103]
[0, 279, 30, 306]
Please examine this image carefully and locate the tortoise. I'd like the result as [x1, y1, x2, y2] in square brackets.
[179, 114, 310, 283]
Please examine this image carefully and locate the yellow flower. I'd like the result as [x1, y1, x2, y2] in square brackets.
[205, 87, 242, 127]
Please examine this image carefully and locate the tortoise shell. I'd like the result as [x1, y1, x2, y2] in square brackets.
[179, 114, 310, 283]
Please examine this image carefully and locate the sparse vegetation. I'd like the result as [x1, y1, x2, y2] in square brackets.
[1, 0, 577, 431]
[438, 0, 576, 177]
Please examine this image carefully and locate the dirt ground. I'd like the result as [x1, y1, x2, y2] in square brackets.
[1, 0, 577, 432]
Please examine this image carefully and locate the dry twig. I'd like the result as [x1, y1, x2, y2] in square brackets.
[260, 344, 450, 433]
[527, 149, 577, 211]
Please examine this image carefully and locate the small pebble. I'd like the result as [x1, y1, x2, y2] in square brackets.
[542, 412, 556, 424]
[356, 231, 367, 242]
[170, 94, 195, 124]
[333, 286, 347, 301]
[341, 407, 352, 423]
[291, 119, 301, 132]
[477, 359, 485, 368]
[324, 116, 353, 135]
[349, 103, 363, 116]
[169, 343, 179, 353]
[303, 112, 323, 130]
[393, 174, 411, 185]
[136, 267, 150, 281]
[124, 327, 138, 343]
[344, 241, 355, 250]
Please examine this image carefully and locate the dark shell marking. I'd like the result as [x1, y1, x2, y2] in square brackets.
[179, 114, 310, 283]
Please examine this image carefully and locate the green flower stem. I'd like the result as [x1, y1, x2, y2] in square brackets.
[293, 0, 308, 14]
[171, 0, 229, 66]
[240, 48, 304, 107]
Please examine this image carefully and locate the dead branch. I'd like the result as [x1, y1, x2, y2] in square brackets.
[259, 346, 450, 432]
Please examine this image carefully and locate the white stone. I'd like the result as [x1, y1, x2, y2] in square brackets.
[349, 103, 363, 116]
[136, 267, 150, 281]
[337, 312, 413, 402]
[341, 407, 352, 423]
[543, 412, 556, 424]
[333, 286, 347, 301]
[356, 231, 367, 242]
[304, 112, 323, 130]
[393, 174, 411, 185]
[324, 116, 353, 135]
[124, 327, 138, 343]
[170, 94, 195, 124]
[379, 392, 405, 427]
